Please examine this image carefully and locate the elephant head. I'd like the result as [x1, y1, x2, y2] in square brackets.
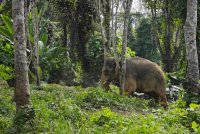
[100, 57, 120, 90]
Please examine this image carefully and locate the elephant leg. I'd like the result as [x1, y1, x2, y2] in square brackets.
[103, 81, 111, 92]
[155, 90, 168, 109]
[125, 80, 137, 96]
[148, 92, 159, 104]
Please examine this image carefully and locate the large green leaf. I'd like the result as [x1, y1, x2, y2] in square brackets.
[0, 26, 13, 41]
[28, 34, 34, 44]
[190, 103, 199, 110]
[1, 15, 13, 35]
[40, 32, 48, 46]
[38, 8, 43, 19]
[46, 47, 57, 57]
[38, 40, 44, 56]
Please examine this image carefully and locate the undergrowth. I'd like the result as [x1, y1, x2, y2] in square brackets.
[0, 84, 200, 133]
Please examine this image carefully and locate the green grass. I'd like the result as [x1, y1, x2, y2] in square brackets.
[0, 84, 200, 133]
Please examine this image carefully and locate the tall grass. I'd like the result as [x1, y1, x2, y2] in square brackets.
[0, 84, 199, 133]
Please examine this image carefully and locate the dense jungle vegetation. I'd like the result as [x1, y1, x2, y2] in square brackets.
[0, 0, 200, 133]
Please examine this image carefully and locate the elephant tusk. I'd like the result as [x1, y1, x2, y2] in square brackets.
[101, 80, 111, 85]
[101, 81, 107, 85]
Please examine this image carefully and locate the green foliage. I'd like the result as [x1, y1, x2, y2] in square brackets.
[0, 42, 13, 67]
[0, 65, 13, 80]
[133, 17, 161, 62]
[142, 0, 187, 72]
[0, 0, 12, 16]
[127, 14, 136, 52]
[14, 106, 35, 133]
[1, 85, 200, 133]
[86, 32, 104, 69]
[1, 15, 13, 35]
[0, 15, 14, 68]
[86, 32, 103, 65]
[0, 15, 14, 81]
[0, 14, 13, 43]
[0, 13, 51, 81]
[116, 37, 136, 58]
[0, 87, 15, 133]
[80, 32, 104, 86]
[80, 88, 148, 111]
[39, 45, 81, 85]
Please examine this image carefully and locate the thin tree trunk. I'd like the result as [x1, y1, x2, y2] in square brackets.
[97, 0, 107, 59]
[150, 4, 165, 63]
[12, 0, 30, 110]
[111, 0, 114, 47]
[184, 0, 199, 89]
[114, 0, 119, 38]
[149, 0, 181, 72]
[63, 24, 67, 47]
[32, 0, 40, 86]
[120, 0, 133, 95]
[112, 0, 120, 69]
[70, 13, 79, 61]
[100, 0, 111, 58]
[63, 24, 70, 59]
[171, 26, 183, 70]
[103, 0, 111, 55]
[71, 15, 79, 49]
[25, 0, 32, 68]
[163, 0, 173, 72]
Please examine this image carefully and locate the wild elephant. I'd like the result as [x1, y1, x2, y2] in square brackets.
[101, 57, 168, 108]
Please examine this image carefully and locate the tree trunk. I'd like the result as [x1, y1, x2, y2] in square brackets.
[63, 24, 67, 47]
[97, 0, 106, 60]
[12, 0, 30, 110]
[112, 0, 120, 69]
[184, 0, 199, 92]
[163, 0, 173, 72]
[25, 0, 32, 68]
[32, 0, 40, 86]
[78, 32, 90, 72]
[150, 3, 165, 64]
[120, 0, 133, 95]
[62, 23, 70, 59]
[148, 0, 183, 73]
[70, 13, 79, 58]
[164, 17, 171, 71]
[101, 0, 111, 58]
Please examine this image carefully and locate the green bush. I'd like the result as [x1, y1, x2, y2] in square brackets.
[0, 84, 199, 133]
[40, 46, 82, 85]
[80, 87, 148, 111]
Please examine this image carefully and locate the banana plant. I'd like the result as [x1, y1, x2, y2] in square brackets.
[0, 15, 13, 44]
[0, 12, 52, 81]
[0, 15, 14, 80]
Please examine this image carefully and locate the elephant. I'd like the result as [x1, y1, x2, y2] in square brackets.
[101, 57, 168, 108]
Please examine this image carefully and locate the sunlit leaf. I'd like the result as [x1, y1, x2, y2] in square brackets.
[190, 103, 199, 110]
[192, 121, 199, 132]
